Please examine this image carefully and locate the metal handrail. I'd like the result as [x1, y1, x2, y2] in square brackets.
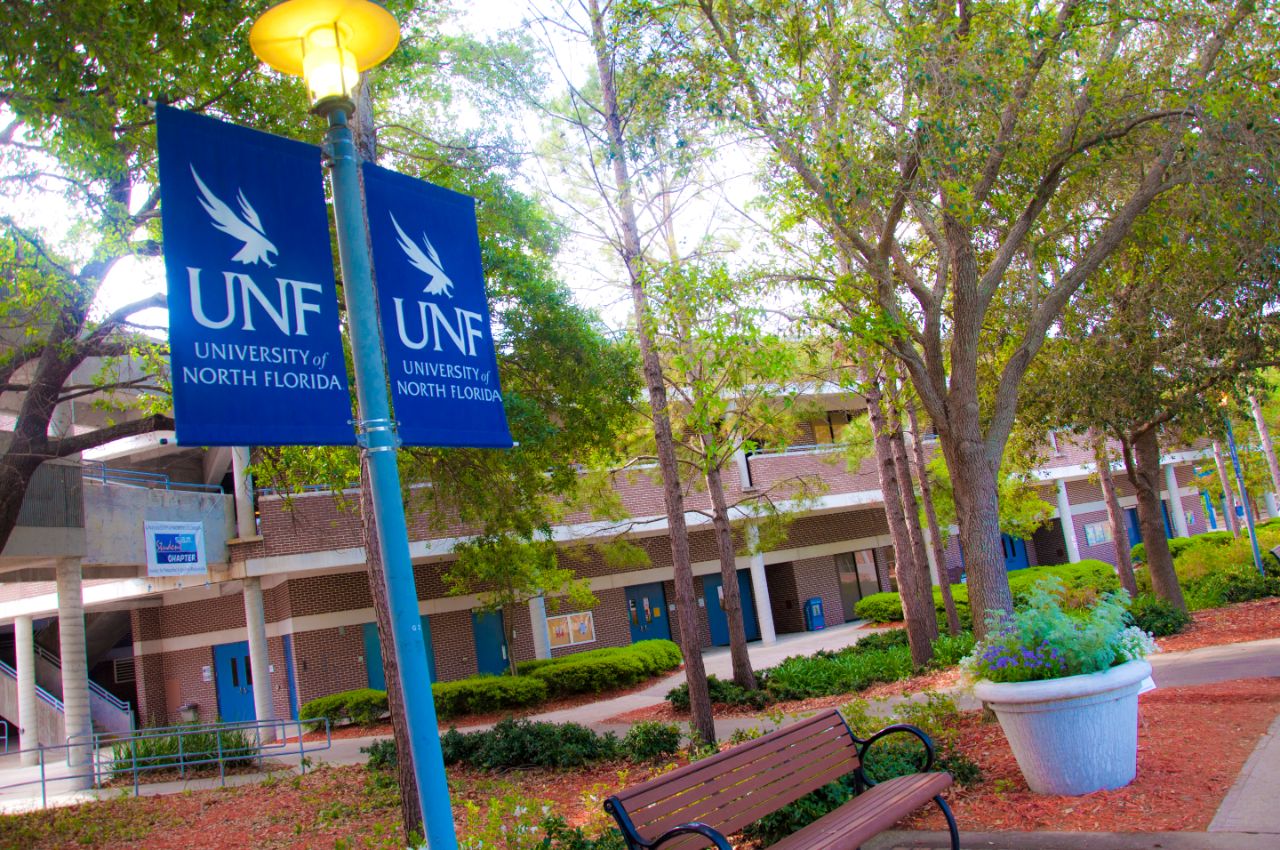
[0, 718, 331, 808]
[0, 657, 64, 711]
[80, 461, 223, 494]
[31, 643, 134, 717]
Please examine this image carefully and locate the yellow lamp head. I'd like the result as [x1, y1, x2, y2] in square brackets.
[250, 0, 400, 108]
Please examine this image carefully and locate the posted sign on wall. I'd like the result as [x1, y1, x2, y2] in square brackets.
[145, 521, 207, 577]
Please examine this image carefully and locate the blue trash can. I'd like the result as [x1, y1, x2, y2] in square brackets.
[804, 597, 825, 631]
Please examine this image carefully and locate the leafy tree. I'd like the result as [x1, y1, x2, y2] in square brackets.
[647, 259, 822, 688]
[0, 1, 316, 552]
[1023, 182, 1280, 610]
[671, 0, 1278, 633]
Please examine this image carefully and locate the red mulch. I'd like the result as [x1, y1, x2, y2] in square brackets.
[904, 676, 1280, 832]
[1157, 597, 1280, 652]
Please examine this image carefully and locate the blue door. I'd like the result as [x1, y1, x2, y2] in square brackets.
[283, 634, 299, 720]
[702, 570, 761, 647]
[363, 616, 437, 688]
[625, 582, 671, 643]
[1001, 534, 1029, 571]
[1124, 508, 1142, 546]
[212, 641, 255, 723]
[472, 611, 508, 676]
[1161, 501, 1174, 538]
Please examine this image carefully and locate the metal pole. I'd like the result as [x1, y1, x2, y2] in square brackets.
[323, 104, 457, 850]
[1224, 415, 1265, 575]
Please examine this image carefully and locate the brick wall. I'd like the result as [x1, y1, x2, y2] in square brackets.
[765, 562, 803, 634]
[791, 555, 845, 628]
[291, 625, 366, 707]
[430, 609, 478, 682]
[162, 646, 217, 725]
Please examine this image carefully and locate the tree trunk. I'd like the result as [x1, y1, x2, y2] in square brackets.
[861, 364, 936, 665]
[941, 434, 1013, 638]
[588, 0, 714, 744]
[1126, 429, 1186, 611]
[1213, 441, 1241, 535]
[361, 460, 424, 843]
[1092, 430, 1137, 597]
[705, 459, 756, 690]
[906, 401, 960, 635]
[1249, 395, 1280, 500]
[890, 418, 941, 654]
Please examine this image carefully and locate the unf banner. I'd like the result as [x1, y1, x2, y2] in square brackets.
[362, 163, 513, 448]
[156, 106, 354, 446]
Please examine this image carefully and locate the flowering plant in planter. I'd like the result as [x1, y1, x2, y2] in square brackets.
[960, 576, 1160, 795]
[961, 577, 1158, 684]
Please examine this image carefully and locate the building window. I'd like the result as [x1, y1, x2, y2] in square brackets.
[1083, 521, 1112, 546]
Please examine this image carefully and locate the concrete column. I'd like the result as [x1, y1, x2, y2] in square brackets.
[1056, 479, 1081, 563]
[231, 446, 257, 539]
[528, 596, 551, 659]
[1266, 492, 1279, 520]
[745, 525, 776, 645]
[1164, 463, 1190, 537]
[56, 558, 91, 787]
[242, 577, 275, 742]
[14, 614, 38, 764]
[921, 524, 942, 585]
[734, 449, 754, 491]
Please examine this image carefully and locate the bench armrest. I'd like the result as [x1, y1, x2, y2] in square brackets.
[853, 723, 936, 787]
[605, 796, 733, 850]
[650, 822, 734, 850]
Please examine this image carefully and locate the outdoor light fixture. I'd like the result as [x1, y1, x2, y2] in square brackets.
[249, 0, 399, 108]
[248, 3, 459, 849]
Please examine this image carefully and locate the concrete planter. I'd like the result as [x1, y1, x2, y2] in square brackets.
[973, 659, 1151, 795]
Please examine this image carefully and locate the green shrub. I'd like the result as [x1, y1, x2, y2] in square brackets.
[929, 631, 976, 668]
[109, 724, 258, 774]
[1134, 527, 1238, 564]
[1127, 594, 1192, 636]
[541, 816, 628, 850]
[1184, 562, 1280, 610]
[514, 640, 682, 698]
[440, 718, 620, 770]
[849, 629, 909, 653]
[622, 721, 682, 762]
[529, 654, 648, 697]
[764, 645, 914, 700]
[361, 738, 397, 771]
[432, 675, 547, 719]
[853, 592, 903, 622]
[300, 688, 388, 727]
[665, 674, 770, 711]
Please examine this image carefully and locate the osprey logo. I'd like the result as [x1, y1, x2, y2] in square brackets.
[390, 212, 454, 297]
[190, 166, 279, 267]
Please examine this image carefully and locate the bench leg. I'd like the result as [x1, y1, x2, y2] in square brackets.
[933, 795, 959, 850]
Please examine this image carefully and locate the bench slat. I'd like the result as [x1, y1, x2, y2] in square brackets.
[770, 772, 952, 850]
[637, 739, 857, 836]
[619, 710, 854, 815]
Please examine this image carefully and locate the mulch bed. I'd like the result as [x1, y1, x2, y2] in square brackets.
[904, 676, 1280, 832]
[1157, 597, 1280, 652]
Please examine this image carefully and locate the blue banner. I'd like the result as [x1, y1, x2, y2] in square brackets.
[156, 106, 354, 446]
[362, 163, 512, 448]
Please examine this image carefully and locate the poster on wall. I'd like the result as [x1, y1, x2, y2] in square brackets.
[145, 521, 208, 576]
[547, 611, 596, 649]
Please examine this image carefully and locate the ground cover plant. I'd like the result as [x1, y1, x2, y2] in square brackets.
[108, 724, 259, 777]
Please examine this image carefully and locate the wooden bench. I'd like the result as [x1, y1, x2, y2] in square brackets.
[604, 708, 958, 850]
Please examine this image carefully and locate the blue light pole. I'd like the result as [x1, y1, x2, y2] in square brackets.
[1223, 413, 1265, 576]
[250, 4, 458, 848]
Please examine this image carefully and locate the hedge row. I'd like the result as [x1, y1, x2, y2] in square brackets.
[302, 639, 683, 724]
[853, 561, 1119, 624]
